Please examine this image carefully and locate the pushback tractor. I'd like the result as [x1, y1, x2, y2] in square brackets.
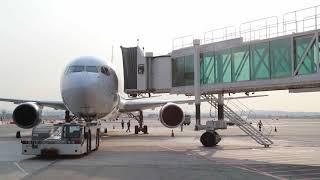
[21, 121, 100, 156]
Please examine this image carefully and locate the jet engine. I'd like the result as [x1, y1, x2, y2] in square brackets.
[12, 103, 42, 129]
[159, 103, 184, 128]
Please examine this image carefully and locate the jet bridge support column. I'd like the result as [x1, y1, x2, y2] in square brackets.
[193, 39, 202, 130]
[217, 94, 224, 121]
[215, 93, 227, 129]
[145, 52, 153, 94]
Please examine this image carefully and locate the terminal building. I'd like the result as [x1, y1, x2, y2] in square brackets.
[121, 5, 320, 147]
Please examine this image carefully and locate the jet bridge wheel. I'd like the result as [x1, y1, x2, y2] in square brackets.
[200, 131, 221, 147]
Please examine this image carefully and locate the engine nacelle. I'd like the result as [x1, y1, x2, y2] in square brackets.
[12, 103, 42, 129]
[159, 103, 184, 128]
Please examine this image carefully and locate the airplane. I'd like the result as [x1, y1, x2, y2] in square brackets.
[0, 56, 266, 145]
[0, 57, 195, 134]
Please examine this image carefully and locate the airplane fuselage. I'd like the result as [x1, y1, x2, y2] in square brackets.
[60, 57, 119, 120]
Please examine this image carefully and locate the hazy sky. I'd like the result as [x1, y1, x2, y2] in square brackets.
[1, 0, 320, 112]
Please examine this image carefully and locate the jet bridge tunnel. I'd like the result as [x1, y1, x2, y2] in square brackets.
[121, 29, 320, 96]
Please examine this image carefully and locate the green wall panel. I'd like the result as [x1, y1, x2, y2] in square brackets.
[270, 38, 292, 78]
[295, 35, 316, 75]
[250, 42, 270, 80]
[232, 46, 250, 81]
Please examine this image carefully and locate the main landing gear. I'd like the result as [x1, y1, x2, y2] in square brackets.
[200, 131, 221, 147]
[128, 111, 148, 134]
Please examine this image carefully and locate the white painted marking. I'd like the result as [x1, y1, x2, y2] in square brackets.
[158, 145, 183, 152]
[192, 151, 284, 180]
[280, 172, 320, 177]
[267, 168, 320, 174]
[236, 166, 284, 180]
[14, 162, 28, 175]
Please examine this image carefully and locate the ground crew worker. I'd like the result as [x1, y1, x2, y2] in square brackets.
[121, 120, 124, 129]
[258, 120, 263, 132]
[126, 120, 131, 132]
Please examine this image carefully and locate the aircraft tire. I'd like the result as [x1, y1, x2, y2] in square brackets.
[134, 125, 139, 134]
[95, 130, 99, 151]
[143, 125, 148, 134]
[85, 136, 89, 155]
[87, 130, 91, 154]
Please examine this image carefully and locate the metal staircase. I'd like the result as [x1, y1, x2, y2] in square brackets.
[202, 94, 273, 147]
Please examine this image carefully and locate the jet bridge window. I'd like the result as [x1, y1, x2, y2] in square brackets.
[101, 66, 110, 76]
[68, 66, 85, 73]
[86, 66, 98, 73]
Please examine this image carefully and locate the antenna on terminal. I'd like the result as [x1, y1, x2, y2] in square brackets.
[137, 38, 139, 46]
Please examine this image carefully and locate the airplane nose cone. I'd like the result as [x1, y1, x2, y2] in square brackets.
[61, 73, 99, 117]
[76, 83, 97, 109]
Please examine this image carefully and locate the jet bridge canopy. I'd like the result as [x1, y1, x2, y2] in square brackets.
[121, 46, 172, 96]
[120, 46, 138, 91]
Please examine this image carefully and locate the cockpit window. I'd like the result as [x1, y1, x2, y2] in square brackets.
[68, 66, 85, 73]
[86, 66, 98, 73]
[101, 66, 110, 76]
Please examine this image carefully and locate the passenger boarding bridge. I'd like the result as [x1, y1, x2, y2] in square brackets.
[121, 5, 320, 147]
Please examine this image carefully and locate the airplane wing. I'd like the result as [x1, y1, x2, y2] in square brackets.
[0, 98, 66, 110]
[119, 98, 195, 112]
[0, 94, 267, 112]
[119, 95, 267, 112]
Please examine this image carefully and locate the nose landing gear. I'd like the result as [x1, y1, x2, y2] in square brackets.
[134, 125, 148, 134]
[128, 111, 148, 134]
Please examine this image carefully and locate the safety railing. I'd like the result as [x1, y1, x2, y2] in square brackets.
[172, 5, 320, 50]
[283, 5, 320, 35]
[172, 35, 194, 50]
[203, 26, 237, 44]
[239, 16, 279, 42]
